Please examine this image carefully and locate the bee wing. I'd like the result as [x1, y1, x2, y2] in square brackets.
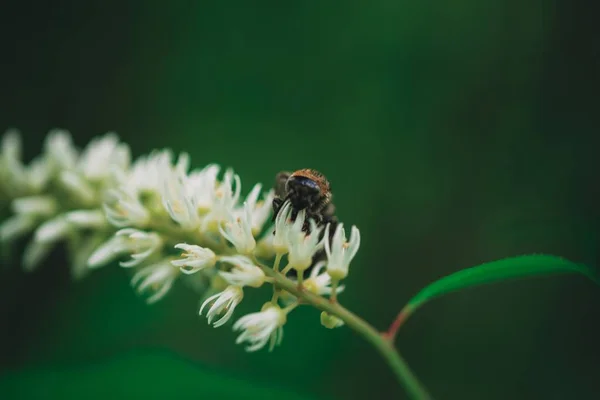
[322, 202, 336, 219]
[274, 171, 291, 198]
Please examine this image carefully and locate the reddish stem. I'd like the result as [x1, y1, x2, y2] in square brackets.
[383, 305, 414, 342]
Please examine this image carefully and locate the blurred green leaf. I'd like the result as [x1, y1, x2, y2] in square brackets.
[0, 351, 317, 400]
[408, 254, 599, 309]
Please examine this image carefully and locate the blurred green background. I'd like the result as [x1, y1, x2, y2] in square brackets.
[1, 1, 599, 399]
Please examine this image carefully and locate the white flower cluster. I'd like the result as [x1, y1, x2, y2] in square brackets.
[0, 129, 130, 277]
[0, 129, 361, 352]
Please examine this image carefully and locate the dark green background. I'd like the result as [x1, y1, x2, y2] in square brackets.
[1, 1, 599, 399]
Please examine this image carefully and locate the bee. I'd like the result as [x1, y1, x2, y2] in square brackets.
[271, 169, 338, 275]
[271, 168, 338, 233]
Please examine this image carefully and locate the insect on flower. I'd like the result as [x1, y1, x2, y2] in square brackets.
[271, 169, 339, 271]
[271, 169, 337, 231]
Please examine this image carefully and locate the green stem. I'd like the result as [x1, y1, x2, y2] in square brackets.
[330, 279, 339, 303]
[271, 254, 284, 304]
[273, 253, 283, 272]
[296, 269, 304, 288]
[253, 257, 432, 400]
[281, 263, 292, 275]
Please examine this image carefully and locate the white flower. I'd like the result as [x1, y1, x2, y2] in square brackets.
[1, 129, 22, 165]
[219, 255, 265, 288]
[324, 223, 361, 280]
[303, 261, 345, 296]
[69, 234, 106, 280]
[23, 217, 71, 272]
[123, 149, 184, 194]
[103, 187, 150, 227]
[199, 285, 244, 327]
[0, 131, 49, 193]
[12, 196, 57, 217]
[254, 227, 276, 259]
[174, 151, 190, 174]
[86, 236, 123, 268]
[201, 169, 241, 233]
[115, 228, 163, 267]
[161, 166, 200, 229]
[1, 129, 27, 192]
[272, 201, 295, 254]
[44, 129, 78, 170]
[77, 132, 130, 182]
[131, 260, 179, 304]
[187, 163, 220, 212]
[243, 184, 274, 236]
[59, 170, 96, 204]
[233, 305, 287, 352]
[26, 155, 51, 193]
[22, 240, 52, 272]
[34, 216, 71, 243]
[171, 243, 216, 274]
[0, 215, 36, 241]
[124, 150, 169, 193]
[287, 217, 324, 272]
[219, 202, 256, 255]
[65, 209, 107, 229]
[103, 151, 191, 229]
[87, 228, 162, 268]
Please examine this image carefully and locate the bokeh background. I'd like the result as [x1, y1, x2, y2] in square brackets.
[1, 1, 599, 399]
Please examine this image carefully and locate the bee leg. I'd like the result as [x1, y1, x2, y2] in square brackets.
[290, 206, 300, 222]
[302, 212, 321, 234]
[272, 197, 283, 220]
[311, 193, 331, 215]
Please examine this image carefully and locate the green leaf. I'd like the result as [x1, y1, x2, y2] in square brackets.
[0, 351, 318, 400]
[407, 254, 599, 310]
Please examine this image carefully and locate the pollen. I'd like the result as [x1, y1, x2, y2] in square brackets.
[172, 200, 183, 214]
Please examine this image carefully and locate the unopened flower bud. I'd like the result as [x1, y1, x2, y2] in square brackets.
[320, 312, 344, 329]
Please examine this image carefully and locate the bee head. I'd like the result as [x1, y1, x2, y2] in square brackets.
[285, 175, 321, 209]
